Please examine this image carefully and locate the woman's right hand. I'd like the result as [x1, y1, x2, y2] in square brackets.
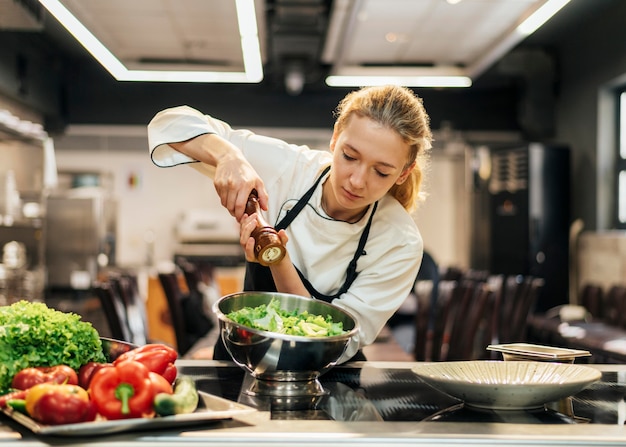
[213, 150, 268, 221]
[171, 133, 268, 221]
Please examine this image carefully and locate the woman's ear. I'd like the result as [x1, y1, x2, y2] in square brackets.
[396, 161, 416, 185]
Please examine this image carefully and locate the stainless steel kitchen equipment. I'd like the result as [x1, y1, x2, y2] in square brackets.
[174, 208, 244, 267]
[45, 171, 116, 290]
[0, 111, 55, 302]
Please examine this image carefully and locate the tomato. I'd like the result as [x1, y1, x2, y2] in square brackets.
[78, 362, 110, 389]
[25, 383, 96, 425]
[12, 365, 79, 390]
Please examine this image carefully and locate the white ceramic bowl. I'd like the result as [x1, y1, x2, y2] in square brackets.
[412, 360, 601, 410]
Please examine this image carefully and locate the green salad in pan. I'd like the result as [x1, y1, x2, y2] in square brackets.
[227, 298, 347, 337]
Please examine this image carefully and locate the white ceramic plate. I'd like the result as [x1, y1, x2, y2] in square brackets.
[412, 361, 602, 410]
[487, 343, 591, 362]
[1, 391, 255, 436]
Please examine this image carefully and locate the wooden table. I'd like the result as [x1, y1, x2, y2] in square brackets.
[527, 314, 626, 363]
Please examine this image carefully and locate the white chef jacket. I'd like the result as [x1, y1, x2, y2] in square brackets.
[148, 105, 423, 361]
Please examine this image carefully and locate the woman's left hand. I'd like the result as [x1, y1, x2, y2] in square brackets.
[239, 214, 289, 264]
[239, 213, 258, 263]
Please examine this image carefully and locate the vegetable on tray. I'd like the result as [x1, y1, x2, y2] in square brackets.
[0, 301, 106, 394]
[24, 382, 97, 425]
[12, 365, 79, 390]
[154, 376, 199, 416]
[226, 298, 347, 337]
[88, 360, 157, 420]
[113, 344, 178, 384]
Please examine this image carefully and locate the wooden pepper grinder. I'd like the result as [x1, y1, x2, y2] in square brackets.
[245, 190, 286, 266]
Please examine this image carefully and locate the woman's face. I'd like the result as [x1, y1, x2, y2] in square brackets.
[326, 114, 414, 221]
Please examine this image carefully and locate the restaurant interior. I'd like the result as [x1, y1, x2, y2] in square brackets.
[2, 1, 626, 444]
[1, 0, 626, 359]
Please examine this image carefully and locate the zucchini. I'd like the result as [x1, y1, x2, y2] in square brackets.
[154, 376, 199, 416]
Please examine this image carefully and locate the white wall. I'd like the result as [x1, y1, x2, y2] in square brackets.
[413, 151, 469, 270]
[53, 132, 233, 268]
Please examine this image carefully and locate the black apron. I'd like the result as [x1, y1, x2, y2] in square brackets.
[213, 166, 377, 361]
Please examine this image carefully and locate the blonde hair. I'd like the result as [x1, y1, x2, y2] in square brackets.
[333, 85, 433, 212]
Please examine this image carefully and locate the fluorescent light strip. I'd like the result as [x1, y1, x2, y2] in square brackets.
[37, 0, 263, 83]
[517, 0, 571, 36]
[326, 66, 472, 88]
[326, 75, 471, 88]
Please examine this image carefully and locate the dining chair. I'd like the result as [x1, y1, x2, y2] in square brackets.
[446, 281, 496, 361]
[93, 280, 132, 342]
[427, 280, 457, 362]
[438, 279, 478, 361]
[497, 275, 526, 343]
[110, 273, 149, 346]
[157, 272, 194, 356]
[579, 283, 604, 322]
[413, 280, 434, 361]
[480, 274, 505, 359]
[605, 285, 626, 328]
[508, 276, 545, 342]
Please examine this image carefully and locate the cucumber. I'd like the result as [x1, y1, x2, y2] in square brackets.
[154, 376, 199, 416]
[7, 399, 28, 415]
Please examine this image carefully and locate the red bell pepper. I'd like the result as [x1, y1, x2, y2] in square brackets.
[24, 383, 97, 425]
[88, 360, 156, 420]
[113, 344, 178, 384]
[149, 372, 173, 395]
[12, 365, 79, 390]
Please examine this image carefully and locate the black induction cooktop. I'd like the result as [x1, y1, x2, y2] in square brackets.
[178, 364, 625, 425]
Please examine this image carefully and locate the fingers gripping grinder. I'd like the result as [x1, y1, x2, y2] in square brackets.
[246, 190, 286, 266]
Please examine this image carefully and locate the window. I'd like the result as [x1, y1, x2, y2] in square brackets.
[617, 91, 626, 227]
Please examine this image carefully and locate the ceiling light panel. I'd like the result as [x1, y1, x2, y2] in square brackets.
[40, 0, 265, 82]
[323, 0, 570, 88]
[344, 0, 537, 66]
[59, 0, 244, 70]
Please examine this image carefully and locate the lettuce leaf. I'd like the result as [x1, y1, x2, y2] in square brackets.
[227, 298, 346, 337]
[0, 300, 106, 393]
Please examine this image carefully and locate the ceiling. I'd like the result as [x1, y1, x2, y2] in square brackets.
[0, 0, 615, 136]
[10, 0, 587, 94]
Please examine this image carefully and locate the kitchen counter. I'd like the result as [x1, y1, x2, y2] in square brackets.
[2, 360, 626, 447]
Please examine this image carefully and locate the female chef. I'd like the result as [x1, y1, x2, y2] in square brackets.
[148, 84, 433, 361]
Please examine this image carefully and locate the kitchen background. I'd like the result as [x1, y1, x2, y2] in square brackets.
[1, 0, 626, 316]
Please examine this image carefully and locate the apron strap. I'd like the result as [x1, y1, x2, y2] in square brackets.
[243, 165, 328, 292]
[275, 165, 330, 231]
[296, 201, 378, 302]
[244, 164, 377, 303]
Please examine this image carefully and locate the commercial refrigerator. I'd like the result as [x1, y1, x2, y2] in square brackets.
[468, 143, 571, 313]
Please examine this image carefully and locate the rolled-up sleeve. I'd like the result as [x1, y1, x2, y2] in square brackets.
[147, 105, 217, 168]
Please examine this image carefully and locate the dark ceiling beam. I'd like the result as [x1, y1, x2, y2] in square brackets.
[54, 52, 520, 134]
